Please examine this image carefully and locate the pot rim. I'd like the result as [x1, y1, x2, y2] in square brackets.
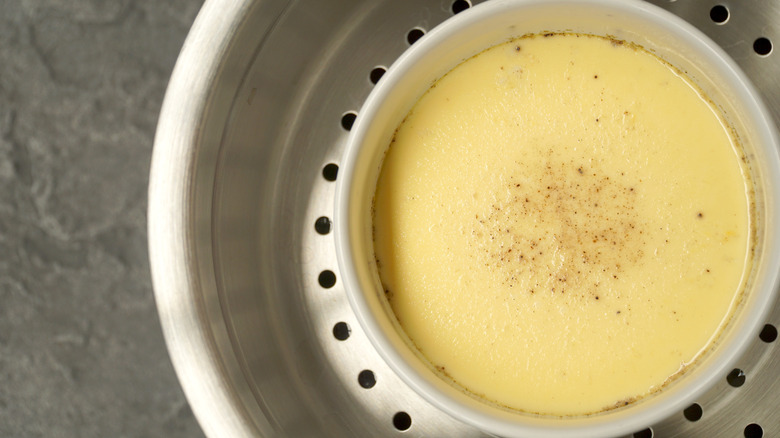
[148, 1, 264, 437]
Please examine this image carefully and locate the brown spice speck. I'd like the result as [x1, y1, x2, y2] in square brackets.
[470, 154, 645, 295]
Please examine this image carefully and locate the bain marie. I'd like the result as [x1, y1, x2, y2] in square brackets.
[372, 33, 754, 415]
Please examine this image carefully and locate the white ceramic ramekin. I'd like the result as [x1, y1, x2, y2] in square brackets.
[335, 0, 780, 436]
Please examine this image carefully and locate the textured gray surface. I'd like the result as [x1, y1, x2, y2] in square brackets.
[0, 1, 206, 437]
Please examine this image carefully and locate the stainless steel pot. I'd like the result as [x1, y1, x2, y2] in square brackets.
[149, 1, 780, 437]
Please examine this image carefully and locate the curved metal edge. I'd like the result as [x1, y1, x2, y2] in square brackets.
[147, 1, 263, 437]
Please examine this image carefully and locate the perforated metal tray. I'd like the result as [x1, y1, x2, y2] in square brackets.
[150, 1, 779, 437]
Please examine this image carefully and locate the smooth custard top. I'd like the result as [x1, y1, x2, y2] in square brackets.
[373, 33, 753, 415]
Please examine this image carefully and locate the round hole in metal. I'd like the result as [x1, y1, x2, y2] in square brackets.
[633, 428, 653, 438]
[370, 66, 386, 84]
[709, 5, 729, 23]
[341, 112, 357, 131]
[393, 411, 412, 431]
[684, 403, 703, 422]
[754, 37, 772, 56]
[332, 322, 351, 341]
[759, 324, 777, 343]
[322, 163, 339, 181]
[727, 368, 747, 387]
[744, 423, 763, 438]
[315, 216, 331, 235]
[452, 0, 471, 14]
[318, 270, 337, 288]
[358, 370, 377, 388]
[406, 28, 425, 45]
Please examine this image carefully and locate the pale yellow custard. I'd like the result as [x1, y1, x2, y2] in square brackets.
[373, 33, 754, 415]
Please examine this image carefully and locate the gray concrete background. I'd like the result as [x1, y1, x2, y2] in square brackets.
[0, 1, 207, 437]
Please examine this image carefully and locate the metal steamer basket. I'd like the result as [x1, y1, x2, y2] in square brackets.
[149, 1, 780, 437]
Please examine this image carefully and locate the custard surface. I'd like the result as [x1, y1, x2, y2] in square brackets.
[373, 34, 752, 415]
